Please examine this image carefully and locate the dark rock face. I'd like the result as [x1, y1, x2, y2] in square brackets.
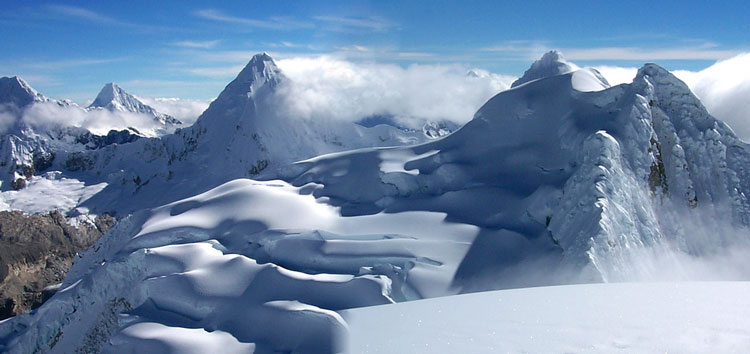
[0, 210, 116, 319]
[74, 129, 141, 150]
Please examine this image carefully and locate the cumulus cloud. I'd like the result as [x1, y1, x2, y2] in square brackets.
[274, 56, 516, 127]
[137, 97, 211, 125]
[594, 66, 638, 86]
[21, 102, 172, 137]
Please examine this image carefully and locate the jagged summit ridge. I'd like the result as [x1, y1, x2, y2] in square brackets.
[511, 50, 577, 88]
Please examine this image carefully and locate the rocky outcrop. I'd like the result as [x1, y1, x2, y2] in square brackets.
[0, 211, 116, 319]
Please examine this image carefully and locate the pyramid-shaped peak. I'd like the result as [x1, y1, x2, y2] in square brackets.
[86, 83, 182, 127]
[511, 50, 577, 88]
[0, 76, 48, 107]
[90, 82, 122, 107]
[234, 52, 281, 85]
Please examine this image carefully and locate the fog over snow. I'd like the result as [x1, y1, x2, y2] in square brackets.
[20, 102, 170, 137]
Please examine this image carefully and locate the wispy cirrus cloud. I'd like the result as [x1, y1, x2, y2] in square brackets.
[482, 41, 746, 61]
[42, 4, 178, 33]
[20, 57, 128, 71]
[193, 9, 313, 30]
[174, 40, 222, 49]
[45, 4, 122, 25]
[312, 15, 395, 32]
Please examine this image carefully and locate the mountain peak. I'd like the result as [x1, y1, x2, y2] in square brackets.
[511, 50, 577, 88]
[88, 83, 182, 128]
[89, 82, 126, 109]
[0, 76, 48, 108]
[233, 52, 282, 91]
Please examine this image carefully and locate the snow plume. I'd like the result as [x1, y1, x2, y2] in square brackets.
[21, 101, 169, 136]
[274, 56, 515, 127]
[137, 97, 211, 126]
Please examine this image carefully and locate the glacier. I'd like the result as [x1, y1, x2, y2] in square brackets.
[1, 51, 750, 353]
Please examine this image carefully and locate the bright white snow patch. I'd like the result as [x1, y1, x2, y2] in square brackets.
[378, 149, 438, 176]
[571, 68, 611, 92]
[344, 282, 750, 354]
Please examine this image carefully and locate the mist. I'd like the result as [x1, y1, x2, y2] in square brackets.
[136, 97, 211, 126]
[274, 56, 516, 128]
[21, 102, 173, 137]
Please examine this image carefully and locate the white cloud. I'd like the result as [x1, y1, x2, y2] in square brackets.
[193, 9, 313, 30]
[312, 15, 395, 31]
[482, 41, 745, 61]
[273, 56, 515, 126]
[594, 66, 638, 86]
[174, 40, 221, 49]
[673, 53, 750, 141]
[21, 102, 171, 137]
[562, 46, 743, 61]
[137, 97, 212, 125]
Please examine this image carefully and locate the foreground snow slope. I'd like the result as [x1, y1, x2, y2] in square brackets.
[2, 52, 750, 353]
[0, 179, 478, 353]
[344, 281, 750, 354]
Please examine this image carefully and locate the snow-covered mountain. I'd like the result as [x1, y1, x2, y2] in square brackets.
[2, 52, 749, 353]
[0, 77, 143, 193]
[87, 83, 182, 133]
[22, 53, 440, 215]
[0, 77, 50, 108]
[511, 50, 578, 88]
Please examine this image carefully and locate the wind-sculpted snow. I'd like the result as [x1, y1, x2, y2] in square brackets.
[282, 60, 750, 286]
[3, 53, 750, 353]
[0, 179, 479, 353]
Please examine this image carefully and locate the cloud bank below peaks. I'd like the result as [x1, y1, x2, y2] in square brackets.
[274, 56, 516, 127]
[21, 102, 170, 137]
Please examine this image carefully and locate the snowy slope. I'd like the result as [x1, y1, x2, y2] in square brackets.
[0, 77, 141, 193]
[88, 83, 182, 134]
[0, 179, 479, 353]
[36, 53, 441, 215]
[344, 282, 750, 354]
[510, 50, 578, 88]
[2, 53, 750, 353]
[1, 54, 439, 215]
[280, 57, 750, 287]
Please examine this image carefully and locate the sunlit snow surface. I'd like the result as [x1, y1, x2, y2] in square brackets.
[4, 56, 750, 353]
[344, 282, 750, 354]
[0, 179, 478, 353]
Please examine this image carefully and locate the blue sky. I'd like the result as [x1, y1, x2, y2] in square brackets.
[1, 0, 749, 102]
